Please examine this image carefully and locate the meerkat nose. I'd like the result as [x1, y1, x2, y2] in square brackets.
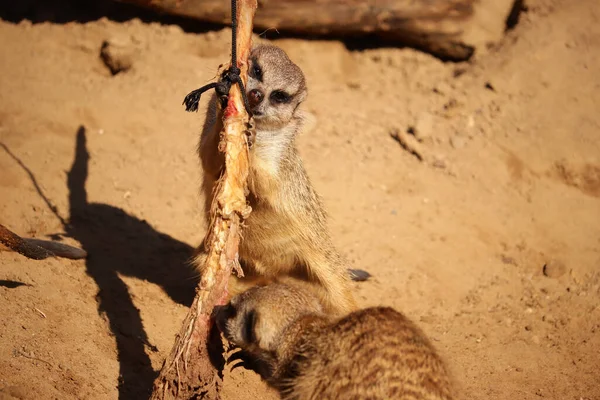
[248, 89, 264, 108]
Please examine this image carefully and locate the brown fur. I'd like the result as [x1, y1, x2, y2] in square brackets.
[196, 44, 356, 314]
[216, 283, 454, 400]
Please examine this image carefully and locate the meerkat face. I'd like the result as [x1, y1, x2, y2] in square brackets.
[215, 283, 322, 355]
[246, 45, 307, 131]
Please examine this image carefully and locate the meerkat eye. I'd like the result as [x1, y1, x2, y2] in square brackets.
[270, 90, 291, 104]
[242, 310, 257, 344]
[250, 59, 263, 81]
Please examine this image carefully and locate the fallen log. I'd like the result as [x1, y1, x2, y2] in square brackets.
[117, 0, 517, 60]
[149, 0, 257, 398]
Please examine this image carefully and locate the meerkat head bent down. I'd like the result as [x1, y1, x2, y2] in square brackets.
[197, 44, 358, 315]
[216, 283, 455, 400]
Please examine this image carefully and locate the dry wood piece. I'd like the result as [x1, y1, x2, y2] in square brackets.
[149, 1, 257, 399]
[0, 224, 53, 260]
[0, 223, 87, 260]
[117, 0, 517, 60]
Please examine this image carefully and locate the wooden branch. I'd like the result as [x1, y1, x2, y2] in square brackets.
[149, 1, 257, 399]
[0, 224, 53, 260]
[24, 238, 87, 259]
[0, 223, 87, 260]
[117, 0, 517, 60]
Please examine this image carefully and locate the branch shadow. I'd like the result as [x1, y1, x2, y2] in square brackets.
[64, 126, 198, 399]
[1, 142, 67, 226]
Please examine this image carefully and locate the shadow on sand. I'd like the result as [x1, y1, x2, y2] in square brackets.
[63, 126, 197, 398]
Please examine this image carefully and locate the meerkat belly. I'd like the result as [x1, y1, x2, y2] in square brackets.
[239, 203, 311, 277]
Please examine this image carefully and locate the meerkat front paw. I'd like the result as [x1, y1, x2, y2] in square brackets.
[244, 118, 256, 148]
[245, 127, 256, 148]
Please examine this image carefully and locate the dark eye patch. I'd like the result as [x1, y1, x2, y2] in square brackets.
[250, 58, 263, 82]
[270, 90, 291, 104]
[242, 310, 257, 344]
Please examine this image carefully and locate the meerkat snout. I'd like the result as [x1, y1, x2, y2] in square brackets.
[216, 283, 323, 354]
[246, 45, 307, 130]
[248, 88, 264, 111]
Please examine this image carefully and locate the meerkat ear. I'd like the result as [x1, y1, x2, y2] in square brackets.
[300, 110, 317, 134]
[296, 88, 307, 104]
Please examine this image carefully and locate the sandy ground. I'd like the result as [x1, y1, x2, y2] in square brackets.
[0, 0, 599, 399]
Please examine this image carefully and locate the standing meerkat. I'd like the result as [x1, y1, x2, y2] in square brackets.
[197, 44, 359, 314]
[216, 282, 454, 400]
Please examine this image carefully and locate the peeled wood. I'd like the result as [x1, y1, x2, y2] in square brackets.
[117, 0, 516, 60]
[149, 1, 257, 399]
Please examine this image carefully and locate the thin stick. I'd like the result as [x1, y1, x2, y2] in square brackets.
[34, 307, 47, 319]
[150, 1, 257, 398]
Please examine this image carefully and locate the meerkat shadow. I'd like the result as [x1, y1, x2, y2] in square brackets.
[65, 126, 199, 399]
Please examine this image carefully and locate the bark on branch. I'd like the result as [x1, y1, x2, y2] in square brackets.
[0, 223, 87, 260]
[149, 1, 257, 398]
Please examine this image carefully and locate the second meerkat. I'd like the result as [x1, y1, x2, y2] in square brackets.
[198, 44, 357, 314]
[216, 283, 454, 400]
